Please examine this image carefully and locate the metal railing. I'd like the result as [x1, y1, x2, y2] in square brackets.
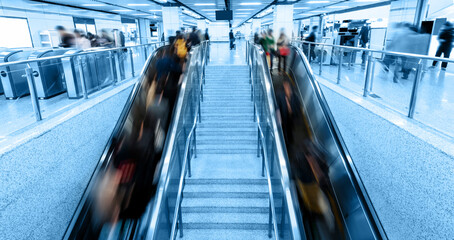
[1, 41, 166, 124]
[292, 39, 454, 137]
[144, 41, 208, 240]
[247, 41, 303, 240]
[169, 41, 209, 239]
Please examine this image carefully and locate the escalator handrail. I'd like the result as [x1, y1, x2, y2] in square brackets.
[145, 41, 208, 239]
[247, 41, 303, 240]
[291, 44, 388, 239]
[63, 43, 166, 239]
[169, 41, 209, 240]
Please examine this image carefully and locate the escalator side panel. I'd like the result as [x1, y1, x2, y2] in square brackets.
[285, 45, 387, 239]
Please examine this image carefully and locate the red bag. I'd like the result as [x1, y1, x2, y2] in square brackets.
[279, 46, 290, 56]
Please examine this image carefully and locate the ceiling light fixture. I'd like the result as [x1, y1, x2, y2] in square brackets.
[237, 9, 254, 11]
[82, 4, 106, 7]
[294, 7, 309, 9]
[306, 1, 330, 3]
[112, 9, 133, 12]
[127, 4, 151, 6]
[194, 3, 215, 6]
[240, 2, 262, 6]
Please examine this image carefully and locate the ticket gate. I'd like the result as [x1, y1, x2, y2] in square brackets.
[28, 49, 70, 99]
[0, 50, 33, 99]
[61, 48, 116, 99]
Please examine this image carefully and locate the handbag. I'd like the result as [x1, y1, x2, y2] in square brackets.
[279, 46, 290, 56]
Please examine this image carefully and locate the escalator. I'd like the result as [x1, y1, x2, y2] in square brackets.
[63, 42, 208, 240]
[65, 39, 386, 240]
[246, 42, 388, 239]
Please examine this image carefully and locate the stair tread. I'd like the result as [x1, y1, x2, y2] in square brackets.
[179, 229, 271, 240]
[182, 212, 269, 224]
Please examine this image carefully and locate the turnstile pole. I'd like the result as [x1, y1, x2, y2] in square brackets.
[363, 53, 373, 97]
[408, 60, 424, 118]
[108, 51, 116, 85]
[337, 49, 343, 84]
[77, 56, 89, 99]
[25, 65, 42, 121]
[129, 48, 135, 77]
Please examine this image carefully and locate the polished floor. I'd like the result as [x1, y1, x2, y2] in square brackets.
[305, 49, 454, 138]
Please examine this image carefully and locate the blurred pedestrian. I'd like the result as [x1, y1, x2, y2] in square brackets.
[305, 26, 318, 62]
[432, 22, 453, 70]
[188, 27, 201, 49]
[204, 28, 210, 41]
[266, 29, 276, 72]
[229, 29, 235, 50]
[99, 29, 114, 48]
[359, 23, 370, 66]
[277, 30, 289, 72]
[55, 26, 75, 48]
[254, 32, 260, 44]
[74, 29, 91, 50]
[87, 32, 99, 47]
[174, 34, 188, 62]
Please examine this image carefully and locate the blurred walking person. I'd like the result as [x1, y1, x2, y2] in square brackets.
[359, 23, 370, 67]
[56, 26, 75, 48]
[432, 22, 453, 70]
[266, 29, 276, 72]
[229, 29, 235, 50]
[74, 29, 91, 50]
[305, 26, 318, 62]
[277, 30, 290, 73]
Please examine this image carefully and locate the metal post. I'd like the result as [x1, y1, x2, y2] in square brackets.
[178, 209, 183, 237]
[319, 46, 324, 75]
[369, 58, 377, 92]
[257, 127, 261, 157]
[408, 60, 424, 118]
[198, 98, 202, 123]
[268, 202, 273, 238]
[144, 45, 148, 61]
[114, 50, 122, 83]
[337, 49, 343, 84]
[363, 53, 373, 97]
[129, 48, 135, 77]
[194, 128, 197, 159]
[108, 51, 116, 85]
[77, 56, 89, 99]
[307, 43, 311, 63]
[25, 66, 42, 121]
[261, 148, 265, 177]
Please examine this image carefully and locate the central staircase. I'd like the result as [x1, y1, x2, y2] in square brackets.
[178, 64, 272, 239]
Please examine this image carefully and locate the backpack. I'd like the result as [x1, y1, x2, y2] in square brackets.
[175, 39, 187, 58]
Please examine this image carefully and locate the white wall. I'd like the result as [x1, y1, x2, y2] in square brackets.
[208, 22, 229, 41]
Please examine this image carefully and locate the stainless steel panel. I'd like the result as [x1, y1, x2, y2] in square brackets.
[0, 50, 33, 99]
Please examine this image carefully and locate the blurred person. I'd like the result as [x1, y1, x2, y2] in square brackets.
[266, 29, 276, 72]
[55, 25, 75, 48]
[277, 30, 290, 73]
[188, 27, 201, 49]
[98, 29, 114, 48]
[87, 32, 99, 47]
[73, 29, 91, 50]
[276, 81, 301, 145]
[156, 46, 183, 115]
[432, 21, 453, 70]
[204, 28, 210, 41]
[359, 23, 370, 66]
[174, 34, 188, 61]
[305, 26, 318, 62]
[229, 29, 235, 50]
[254, 32, 260, 44]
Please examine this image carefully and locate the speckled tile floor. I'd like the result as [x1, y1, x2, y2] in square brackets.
[320, 84, 454, 239]
[0, 85, 133, 239]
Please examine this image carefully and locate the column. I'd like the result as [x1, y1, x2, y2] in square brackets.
[273, 4, 294, 39]
[252, 18, 261, 34]
[137, 18, 151, 44]
[197, 19, 207, 31]
[162, 6, 181, 40]
[243, 22, 252, 39]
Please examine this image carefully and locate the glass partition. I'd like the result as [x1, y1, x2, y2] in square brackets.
[293, 40, 454, 138]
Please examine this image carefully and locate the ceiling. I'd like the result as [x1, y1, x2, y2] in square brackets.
[9, 0, 389, 27]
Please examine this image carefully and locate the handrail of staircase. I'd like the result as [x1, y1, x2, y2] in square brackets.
[257, 120, 279, 240]
[169, 41, 209, 240]
[246, 41, 303, 240]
